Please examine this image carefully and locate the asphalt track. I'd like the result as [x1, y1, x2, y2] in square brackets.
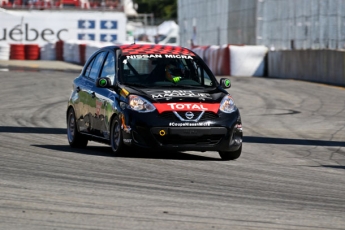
[0, 67, 345, 230]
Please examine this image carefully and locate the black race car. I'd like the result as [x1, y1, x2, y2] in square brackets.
[66, 44, 243, 160]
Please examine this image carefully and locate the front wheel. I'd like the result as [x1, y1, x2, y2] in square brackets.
[110, 116, 125, 155]
[218, 146, 242, 161]
[67, 108, 88, 148]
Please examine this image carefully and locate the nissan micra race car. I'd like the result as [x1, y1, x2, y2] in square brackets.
[66, 44, 243, 160]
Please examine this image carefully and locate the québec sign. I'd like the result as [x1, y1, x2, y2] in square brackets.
[0, 24, 68, 42]
[0, 10, 126, 46]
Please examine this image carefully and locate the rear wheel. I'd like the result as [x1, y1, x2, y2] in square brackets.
[110, 116, 125, 155]
[218, 146, 242, 161]
[67, 108, 88, 148]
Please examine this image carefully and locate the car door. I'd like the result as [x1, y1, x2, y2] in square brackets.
[73, 57, 96, 133]
[81, 51, 107, 135]
[92, 51, 117, 139]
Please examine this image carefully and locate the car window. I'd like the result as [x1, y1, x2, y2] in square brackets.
[89, 52, 107, 81]
[100, 52, 116, 84]
[193, 60, 213, 86]
[84, 58, 95, 78]
[120, 55, 216, 88]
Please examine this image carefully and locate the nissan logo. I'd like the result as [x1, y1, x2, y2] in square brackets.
[185, 111, 194, 120]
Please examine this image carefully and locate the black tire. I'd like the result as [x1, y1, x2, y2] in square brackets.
[67, 108, 88, 148]
[110, 116, 125, 155]
[218, 145, 242, 161]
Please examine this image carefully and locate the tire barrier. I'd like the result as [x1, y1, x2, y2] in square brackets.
[24, 44, 40, 60]
[63, 40, 77, 64]
[0, 44, 10, 60]
[79, 44, 86, 65]
[40, 42, 56, 60]
[10, 44, 25, 60]
[3, 41, 269, 78]
[55, 40, 64, 61]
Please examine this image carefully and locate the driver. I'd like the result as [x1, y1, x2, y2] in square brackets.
[165, 61, 185, 83]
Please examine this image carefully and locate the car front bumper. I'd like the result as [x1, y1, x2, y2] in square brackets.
[121, 109, 243, 152]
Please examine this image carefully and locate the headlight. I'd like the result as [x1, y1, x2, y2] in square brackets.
[219, 95, 237, 113]
[128, 95, 156, 113]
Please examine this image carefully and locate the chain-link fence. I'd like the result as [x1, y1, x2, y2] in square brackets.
[178, 0, 345, 50]
[258, 0, 345, 50]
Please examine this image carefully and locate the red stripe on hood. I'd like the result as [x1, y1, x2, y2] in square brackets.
[153, 103, 219, 113]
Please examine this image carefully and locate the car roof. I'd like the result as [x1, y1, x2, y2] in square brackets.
[118, 44, 196, 56]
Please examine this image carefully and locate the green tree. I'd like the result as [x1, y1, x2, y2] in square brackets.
[134, 0, 177, 20]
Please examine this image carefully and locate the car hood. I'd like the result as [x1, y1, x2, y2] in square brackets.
[121, 86, 227, 103]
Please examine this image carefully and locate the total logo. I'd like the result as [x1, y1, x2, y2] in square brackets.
[77, 20, 118, 42]
[167, 103, 208, 110]
[154, 103, 220, 113]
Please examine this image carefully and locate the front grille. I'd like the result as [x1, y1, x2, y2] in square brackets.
[158, 111, 219, 121]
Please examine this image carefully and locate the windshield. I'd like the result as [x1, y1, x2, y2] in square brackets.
[119, 55, 216, 88]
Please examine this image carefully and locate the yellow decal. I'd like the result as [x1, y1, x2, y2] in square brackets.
[120, 88, 129, 97]
[159, 130, 166, 136]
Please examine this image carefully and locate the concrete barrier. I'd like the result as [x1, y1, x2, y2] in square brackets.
[216, 44, 231, 76]
[268, 50, 345, 87]
[192, 44, 268, 76]
[230, 45, 268, 77]
[191, 45, 209, 61]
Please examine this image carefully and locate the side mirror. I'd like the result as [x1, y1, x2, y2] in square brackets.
[96, 77, 112, 88]
[220, 78, 231, 88]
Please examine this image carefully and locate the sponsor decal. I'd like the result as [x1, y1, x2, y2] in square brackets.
[101, 34, 117, 42]
[123, 139, 132, 143]
[127, 54, 162, 59]
[169, 122, 211, 127]
[78, 34, 95, 41]
[151, 90, 211, 99]
[101, 20, 118, 29]
[126, 54, 193, 59]
[78, 20, 96, 29]
[77, 19, 118, 42]
[0, 12, 126, 45]
[154, 103, 219, 113]
[120, 88, 129, 97]
[168, 103, 207, 110]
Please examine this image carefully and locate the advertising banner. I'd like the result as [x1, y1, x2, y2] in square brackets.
[0, 9, 127, 46]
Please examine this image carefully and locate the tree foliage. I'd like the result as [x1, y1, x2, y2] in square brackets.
[134, 0, 177, 20]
